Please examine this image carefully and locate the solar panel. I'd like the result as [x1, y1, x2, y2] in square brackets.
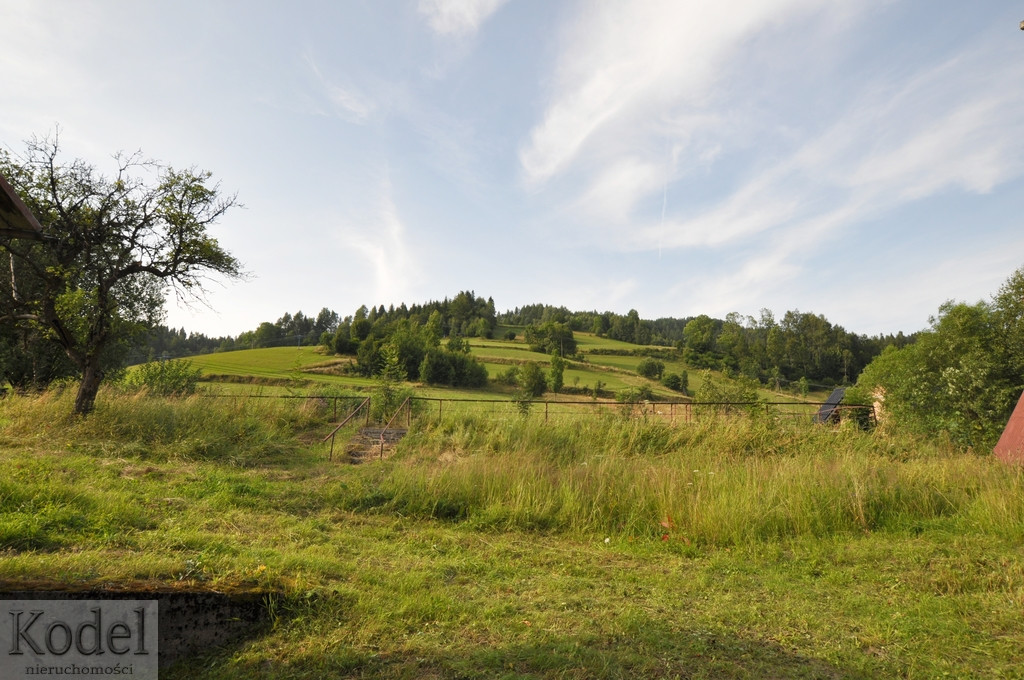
[814, 387, 846, 424]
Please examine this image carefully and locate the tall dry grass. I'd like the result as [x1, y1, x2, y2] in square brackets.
[365, 413, 1024, 544]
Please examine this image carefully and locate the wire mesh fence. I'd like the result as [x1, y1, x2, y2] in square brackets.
[407, 397, 874, 427]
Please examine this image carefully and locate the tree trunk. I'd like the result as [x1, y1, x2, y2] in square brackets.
[73, 361, 104, 415]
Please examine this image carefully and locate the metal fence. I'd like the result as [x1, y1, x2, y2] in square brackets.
[200, 392, 874, 429]
[408, 397, 874, 426]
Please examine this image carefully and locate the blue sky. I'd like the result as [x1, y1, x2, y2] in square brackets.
[3, 1, 1023, 338]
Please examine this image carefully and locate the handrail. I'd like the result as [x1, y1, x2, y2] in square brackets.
[378, 395, 412, 459]
[322, 396, 370, 460]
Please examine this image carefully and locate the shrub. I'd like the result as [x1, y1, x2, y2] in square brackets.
[124, 359, 202, 396]
[636, 358, 665, 380]
[497, 365, 521, 387]
[661, 372, 688, 393]
[418, 348, 488, 388]
[616, 385, 654, 402]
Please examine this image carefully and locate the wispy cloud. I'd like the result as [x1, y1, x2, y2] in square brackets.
[329, 171, 418, 302]
[301, 50, 376, 123]
[418, 0, 509, 37]
[520, 1, 1024, 321]
[519, 0, 825, 186]
[643, 47, 1024, 253]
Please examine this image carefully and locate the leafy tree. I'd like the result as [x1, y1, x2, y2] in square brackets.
[0, 134, 241, 414]
[524, 321, 576, 356]
[371, 343, 408, 422]
[312, 307, 339, 337]
[683, 314, 717, 354]
[857, 281, 1023, 449]
[446, 334, 470, 354]
[518, 361, 547, 398]
[356, 337, 382, 376]
[994, 267, 1024, 391]
[549, 352, 566, 393]
[331, 321, 356, 354]
[797, 376, 810, 398]
[661, 371, 688, 393]
[636, 357, 665, 380]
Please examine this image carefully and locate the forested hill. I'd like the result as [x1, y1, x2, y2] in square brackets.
[134, 291, 912, 387]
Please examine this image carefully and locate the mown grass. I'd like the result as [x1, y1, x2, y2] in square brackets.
[185, 346, 332, 377]
[2, 390, 1022, 678]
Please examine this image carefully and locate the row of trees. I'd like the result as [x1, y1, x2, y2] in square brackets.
[136, 291, 497, 361]
[500, 304, 910, 386]
[327, 290, 496, 353]
[678, 310, 913, 387]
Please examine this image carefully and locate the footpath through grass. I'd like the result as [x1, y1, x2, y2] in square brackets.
[1, 389, 1023, 678]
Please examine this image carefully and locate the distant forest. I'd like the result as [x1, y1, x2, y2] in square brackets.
[135, 291, 914, 388]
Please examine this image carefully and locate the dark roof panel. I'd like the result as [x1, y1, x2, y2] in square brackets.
[0, 172, 43, 240]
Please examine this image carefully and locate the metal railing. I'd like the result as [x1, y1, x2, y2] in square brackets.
[409, 396, 875, 426]
[322, 396, 370, 461]
[377, 396, 412, 459]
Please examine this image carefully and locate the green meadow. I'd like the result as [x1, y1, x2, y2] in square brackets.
[175, 330, 815, 405]
[2, 374, 1023, 678]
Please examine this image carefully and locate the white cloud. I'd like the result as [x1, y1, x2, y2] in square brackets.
[418, 0, 509, 37]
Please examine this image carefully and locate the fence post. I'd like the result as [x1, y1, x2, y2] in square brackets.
[545, 401, 549, 422]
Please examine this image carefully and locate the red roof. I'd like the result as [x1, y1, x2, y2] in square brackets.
[994, 391, 1024, 464]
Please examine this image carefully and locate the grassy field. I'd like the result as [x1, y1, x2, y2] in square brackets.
[1, 388, 1023, 678]
[160, 335, 687, 401]
[170, 335, 823, 406]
